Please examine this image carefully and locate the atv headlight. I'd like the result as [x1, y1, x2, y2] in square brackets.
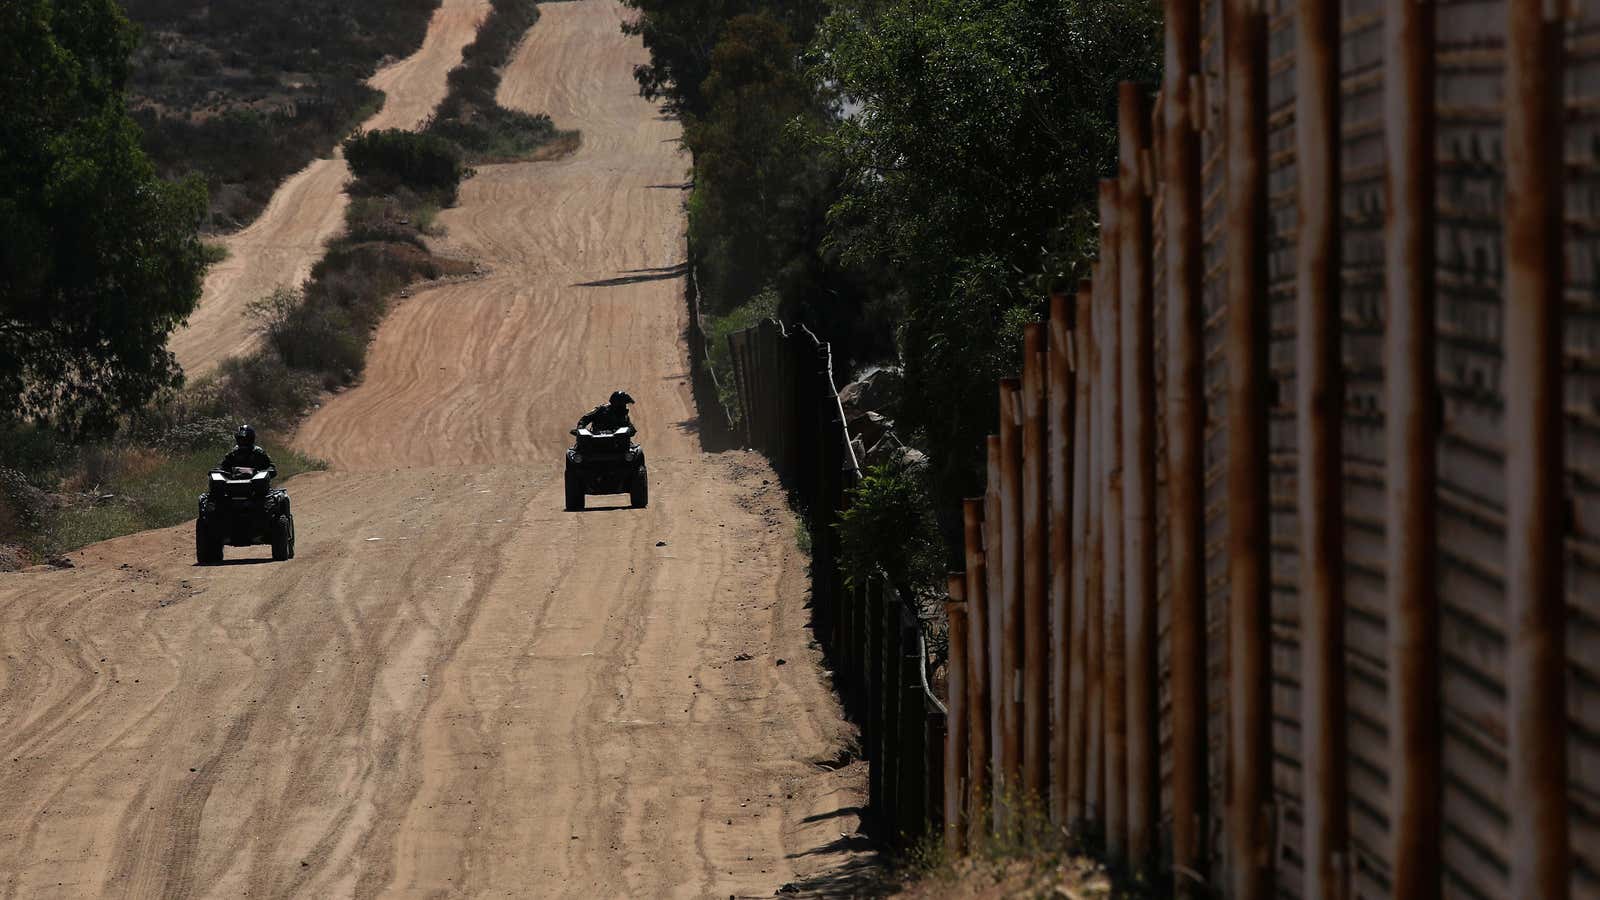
[567, 450, 583, 464]
[625, 447, 640, 462]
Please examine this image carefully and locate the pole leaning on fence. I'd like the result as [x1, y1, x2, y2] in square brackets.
[1384, 1, 1441, 895]
[1295, 0, 1348, 897]
[1504, 1, 1571, 896]
[1048, 290, 1076, 826]
[1223, 0, 1272, 896]
[1117, 81, 1158, 870]
[1162, 1, 1208, 891]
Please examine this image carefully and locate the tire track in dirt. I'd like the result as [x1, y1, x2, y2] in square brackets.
[0, 2, 873, 896]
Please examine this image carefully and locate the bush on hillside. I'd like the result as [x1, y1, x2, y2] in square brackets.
[343, 129, 465, 202]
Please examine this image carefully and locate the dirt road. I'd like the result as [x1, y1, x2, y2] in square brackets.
[167, 0, 491, 377]
[0, 2, 871, 897]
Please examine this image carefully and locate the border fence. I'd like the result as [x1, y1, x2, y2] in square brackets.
[724, 320, 950, 848]
[718, 1, 1600, 895]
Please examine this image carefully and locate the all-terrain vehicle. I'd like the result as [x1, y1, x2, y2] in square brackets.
[196, 467, 295, 563]
[565, 424, 647, 511]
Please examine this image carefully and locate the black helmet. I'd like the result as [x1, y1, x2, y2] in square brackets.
[609, 390, 635, 407]
[235, 424, 256, 449]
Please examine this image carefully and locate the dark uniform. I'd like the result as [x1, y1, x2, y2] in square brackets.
[577, 390, 636, 432]
[219, 444, 277, 478]
[577, 404, 633, 431]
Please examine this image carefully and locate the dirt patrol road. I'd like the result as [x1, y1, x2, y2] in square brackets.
[167, 0, 492, 377]
[0, 2, 872, 897]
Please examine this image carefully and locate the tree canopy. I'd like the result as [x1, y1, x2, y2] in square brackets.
[1, 0, 207, 437]
[816, 0, 1161, 502]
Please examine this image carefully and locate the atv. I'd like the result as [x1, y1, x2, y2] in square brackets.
[565, 424, 648, 511]
[196, 467, 295, 564]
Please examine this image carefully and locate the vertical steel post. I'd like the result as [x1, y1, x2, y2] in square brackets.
[1086, 264, 1106, 826]
[1223, 1, 1272, 896]
[985, 436, 1005, 831]
[1384, 0, 1440, 895]
[1048, 291, 1076, 825]
[1506, 1, 1570, 896]
[1069, 280, 1095, 825]
[946, 576, 970, 857]
[1118, 81, 1159, 869]
[1022, 323, 1049, 800]
[963, 499, 992, 838]
[1295, 1, 1348, 898]
[998, 377, 1026, 807]
[1163, 1, 1208, 889]
[1100, 177, 1129, 860]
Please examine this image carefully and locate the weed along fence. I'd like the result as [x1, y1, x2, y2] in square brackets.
[724, 320, 950, 847]
[940, 2, 1600, 898]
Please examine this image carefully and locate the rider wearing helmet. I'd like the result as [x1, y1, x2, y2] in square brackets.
[218, 424, 278, 479]
[577, 390, 636, 432]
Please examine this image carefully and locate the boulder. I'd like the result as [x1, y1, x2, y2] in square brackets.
[851, 410, 894, 450]
[838, 365, 905, 418]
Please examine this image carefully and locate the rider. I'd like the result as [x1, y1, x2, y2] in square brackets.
[219, 424, 278, 479]
[577, 390, 636, 432]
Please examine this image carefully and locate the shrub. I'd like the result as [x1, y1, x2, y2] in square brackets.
[343, 129, 465, 202]
[836, 458, 946, 597]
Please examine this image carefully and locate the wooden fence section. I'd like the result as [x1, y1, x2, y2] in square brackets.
[939, 2, 1599, 897]
[724, 320, 949, 848]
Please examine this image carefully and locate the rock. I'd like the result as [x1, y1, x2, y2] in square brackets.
[838, 366, 904, 417]
[734, 652, 753, 662]
[47, 556, 73, 569]
[655, 540, 667, 547]
[851, 411, 893, 450]
[775, 658, 787, 666]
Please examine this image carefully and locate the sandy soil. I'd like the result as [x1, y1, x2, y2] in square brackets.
[167, 0, 490, 378]
[0, 2, 872, 897]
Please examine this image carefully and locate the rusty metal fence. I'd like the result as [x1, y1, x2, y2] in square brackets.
[724, 320, 949, 848]
[936, 2, 1599, 898]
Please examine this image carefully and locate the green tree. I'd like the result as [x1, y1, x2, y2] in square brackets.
[621, 0, 826, 119]
[1, 0, 208, 437]
[816, 0, 1161, 505]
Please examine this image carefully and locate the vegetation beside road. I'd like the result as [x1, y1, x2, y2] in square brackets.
[623, 0, 1160, 590]
[424, 0, 581, 163]
[122, 0, 441, 230]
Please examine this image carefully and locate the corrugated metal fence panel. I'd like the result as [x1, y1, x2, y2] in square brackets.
[1265, 5, 1307, 894]
[1200, 0, 1231, 885]
[1338, 2, 1392, 895]
[1566, 2, 1600, 893]
[1436, 4, 1515, 898]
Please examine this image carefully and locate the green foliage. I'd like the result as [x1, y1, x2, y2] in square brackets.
[121, 0, 439, 229]
[0, 0, 209, 438]
[706, 290, 780, 419]
[816, 0, 1161, 507]
[836, 458, 944, 596]
[620, 0, 827, 119]
[424, 0, 572, 163]
[343, 128, 465, 202]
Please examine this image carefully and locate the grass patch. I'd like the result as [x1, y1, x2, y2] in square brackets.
[201, 242, 230, 265]
[705, 289, 779, 421]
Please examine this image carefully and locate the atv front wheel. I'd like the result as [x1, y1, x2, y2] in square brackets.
[564, 471, 585, 511]
[629, 466, 649, 509]
[196, 518, 223, 565]
[271, 515, 292, 561]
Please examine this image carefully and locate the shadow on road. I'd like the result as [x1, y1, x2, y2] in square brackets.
[573, 263, 688, 288]
[195, 557, 277, 567]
